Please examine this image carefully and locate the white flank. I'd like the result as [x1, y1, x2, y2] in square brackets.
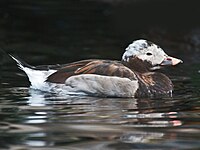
[64, 74, 139, 97]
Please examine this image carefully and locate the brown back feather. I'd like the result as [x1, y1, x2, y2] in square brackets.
[46, 59, 137, 83]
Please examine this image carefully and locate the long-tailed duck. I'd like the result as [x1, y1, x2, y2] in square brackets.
[10, 39, 182, 97]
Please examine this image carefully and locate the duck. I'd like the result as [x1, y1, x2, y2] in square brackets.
[10, 39, 183, 98]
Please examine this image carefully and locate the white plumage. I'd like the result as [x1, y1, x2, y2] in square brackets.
[10, 55, 57, 90]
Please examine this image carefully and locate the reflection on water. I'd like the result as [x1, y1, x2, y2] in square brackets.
[0, 73, 200, 149]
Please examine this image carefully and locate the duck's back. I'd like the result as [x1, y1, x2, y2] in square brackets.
[46, 59, 137, 83]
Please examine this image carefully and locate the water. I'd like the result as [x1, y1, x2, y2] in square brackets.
[1, 73, 200, 149]
[1, 1, 200, 149]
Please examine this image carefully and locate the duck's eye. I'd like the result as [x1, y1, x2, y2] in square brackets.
[146, 52, 152, 56]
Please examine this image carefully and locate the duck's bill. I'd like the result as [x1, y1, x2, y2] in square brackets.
[160, 56, 183, 66]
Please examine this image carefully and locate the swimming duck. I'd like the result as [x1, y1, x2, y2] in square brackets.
[10, 39, 182, 97]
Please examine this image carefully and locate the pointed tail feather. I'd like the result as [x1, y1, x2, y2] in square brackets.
[9, 54, 34, 70]
[9, 54, 57, 89]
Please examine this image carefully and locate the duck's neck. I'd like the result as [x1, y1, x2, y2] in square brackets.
[122, 57, 152, 73]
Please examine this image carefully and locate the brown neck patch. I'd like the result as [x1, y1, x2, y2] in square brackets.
[122, 57, 153, 73]
[135, 72, 173, 97]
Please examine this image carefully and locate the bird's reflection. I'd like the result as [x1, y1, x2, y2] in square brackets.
[2, 87, 189, 148]
[27, 89, 47, 106]
[26, 88, 183, 128]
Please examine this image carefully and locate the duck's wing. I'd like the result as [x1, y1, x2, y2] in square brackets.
[46, 59, 137, 83]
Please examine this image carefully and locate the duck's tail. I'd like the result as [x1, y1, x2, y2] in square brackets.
[10, 55, 57, 89]
[9, 54, 34, 71]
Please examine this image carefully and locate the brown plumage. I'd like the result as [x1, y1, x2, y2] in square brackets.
[44, 58, 173, 97]
[10, 39, 182, 97]
[46, 59, 137, 83]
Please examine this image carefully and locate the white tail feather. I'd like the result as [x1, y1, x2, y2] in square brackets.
[10, 55, 57, 89]
[9, 54, 25, 70]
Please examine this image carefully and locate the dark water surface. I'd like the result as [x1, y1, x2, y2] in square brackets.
[0, 1, 200, 149]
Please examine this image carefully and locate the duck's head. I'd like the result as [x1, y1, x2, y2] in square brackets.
[122, 39, 183, 72]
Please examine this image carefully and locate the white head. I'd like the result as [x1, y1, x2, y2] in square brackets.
[122, 39, 182, 70]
